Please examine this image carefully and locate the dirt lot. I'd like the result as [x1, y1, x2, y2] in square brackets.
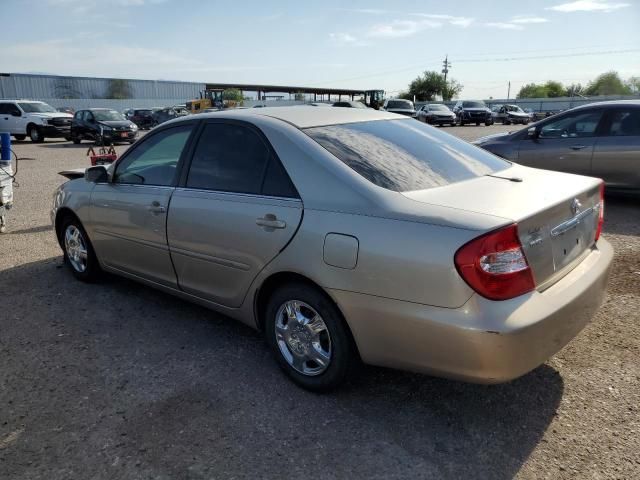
[0, 124, 638, 479]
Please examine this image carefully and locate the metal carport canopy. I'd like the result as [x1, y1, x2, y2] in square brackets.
[204, 83, 366, 96]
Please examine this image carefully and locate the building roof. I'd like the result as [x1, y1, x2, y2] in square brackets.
[204, 83, 369, 96]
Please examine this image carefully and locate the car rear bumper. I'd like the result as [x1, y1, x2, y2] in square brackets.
[329, 238, 613, 383]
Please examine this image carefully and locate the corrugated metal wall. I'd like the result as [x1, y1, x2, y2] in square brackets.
[0, 73, 203, 101]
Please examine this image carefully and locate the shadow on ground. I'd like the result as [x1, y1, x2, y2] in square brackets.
[0, 259, 563, 479]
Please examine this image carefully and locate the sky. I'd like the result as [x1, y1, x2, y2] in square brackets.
[1, 0, 639, 99]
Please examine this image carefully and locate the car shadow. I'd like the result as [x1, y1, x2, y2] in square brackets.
[603, 194, 640, 237]
[0, 258, 563, 479]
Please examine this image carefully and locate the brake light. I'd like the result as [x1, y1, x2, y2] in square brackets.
[595, 181, 604, 242]
[454, 224, 535, 301]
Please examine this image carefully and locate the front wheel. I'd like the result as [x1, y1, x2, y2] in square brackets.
[265, 284, 357, 392]
[29, 126, 45, 143]
[61, 217, 101, 282]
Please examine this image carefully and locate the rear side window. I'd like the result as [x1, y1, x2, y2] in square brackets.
[187, 123, 297, 197]
[607, 109, 640, 136]
[305, 119, 509, 192]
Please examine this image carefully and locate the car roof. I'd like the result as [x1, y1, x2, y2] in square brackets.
[187, 106, 399, 128]
[570, 99, 640, 110]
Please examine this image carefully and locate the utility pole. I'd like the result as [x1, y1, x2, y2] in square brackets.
[507, 81, 511, 100]
[441, 54, 452, 100]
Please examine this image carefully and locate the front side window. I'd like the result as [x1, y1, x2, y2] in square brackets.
[0, 103, 21, 115]
[186, 123, 297, 197]
[607, 109, 640, 136]
[540, 110, 603, 139]
[114, 125, 193, 186]
[305, 119, 509, 192]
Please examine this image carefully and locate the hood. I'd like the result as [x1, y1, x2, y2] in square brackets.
[472, 131, 511, 145]
[387, 108, 416, 114]
[30, 112, 73, 119]
[98, 120, 135, 128]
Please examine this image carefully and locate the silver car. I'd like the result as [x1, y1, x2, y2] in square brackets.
[475, 100, 640, 193]
[52, 107, 613, 391]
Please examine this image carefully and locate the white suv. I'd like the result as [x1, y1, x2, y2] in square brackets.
[0, 100, 73, 142]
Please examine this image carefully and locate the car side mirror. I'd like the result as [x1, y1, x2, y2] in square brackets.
[527, 126, 541, 139]
[85, 166, 108, 183]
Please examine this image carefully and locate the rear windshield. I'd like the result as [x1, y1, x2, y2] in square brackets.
[462, 101, 486, 108]
[387, 100, 414, 110]
[305, 119, 509, 192]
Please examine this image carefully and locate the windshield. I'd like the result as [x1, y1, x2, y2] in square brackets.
[462, 101, 486, 109]
[387, 100, 414, 110]
[135, 110, 153, 116]
[93, 110, 126, 121]
[429, 104, 448, 111]
[305, 119, 509, 192]
[18, 102, 57, 113]
[506, 105, 524, 113]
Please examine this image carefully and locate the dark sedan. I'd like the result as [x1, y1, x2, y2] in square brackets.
[474, 100, 640, 193]
[71, 109, 139, 145]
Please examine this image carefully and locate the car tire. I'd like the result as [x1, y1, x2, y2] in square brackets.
[29, 126, 44, 143]
[476, 122, 480, 126]
[264, 283, 358, 392]
[459, 117, 465, 126]
[13, 135, 26, 141]
[72, 135, 81, 144]
[60, 216, 101, 282]
[485, 121, 493, 126]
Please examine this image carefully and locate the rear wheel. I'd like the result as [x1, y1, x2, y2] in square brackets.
[29, 126, 44, 143]
[61, 217, 101, 282]
[13, 134, 26, 141]
[476, 122, 480, 126]
[265, 283, 357, 392]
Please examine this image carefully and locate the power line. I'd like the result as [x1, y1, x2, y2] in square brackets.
[302, 48, 640, 87]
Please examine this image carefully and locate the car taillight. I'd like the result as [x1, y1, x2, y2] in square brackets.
[595, 181, 604, 242]
[454, 224, 535, 301]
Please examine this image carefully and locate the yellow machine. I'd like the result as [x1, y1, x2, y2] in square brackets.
[186, 89, 226, 113]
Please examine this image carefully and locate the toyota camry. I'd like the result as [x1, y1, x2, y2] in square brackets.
[52, 107, 613, 391]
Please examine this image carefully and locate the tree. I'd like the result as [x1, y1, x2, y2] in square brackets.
[106, 79, 132, 99]
[585, 71, 631, 96]
[517, 83, 549, 98]
[544, 80, 565, 98]
[626, 76, 640, 94]
[442, 79, 463, 101]
[406, 71, 445, 101]
[565, 83, 584, 97]
[222, 88, 244, 102]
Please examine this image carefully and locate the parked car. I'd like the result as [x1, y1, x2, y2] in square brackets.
[333, 101, 368, 109]
[52, 107, 612, 391]
[71, 108, 138, 145]
[126, 109, 155, 129]
[382, 99, 416, 117]
[474, 100, 640, 193]
[453, 100, 493, 126]
[152, 106, 189, 126]
[523, 108, 537, 122]
[492, 104, 530, 125]
[416, 103, 457, 126]
[57, 106, 75, 115]
[0, 100, 72, 142]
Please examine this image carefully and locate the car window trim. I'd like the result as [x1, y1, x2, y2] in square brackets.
[113, 121, 199, 188]
[178, 118, 300, 199]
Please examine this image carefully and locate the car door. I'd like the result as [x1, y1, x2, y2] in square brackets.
[167, 120, 303, 308]
[591, 107, 640, 190]
[0, 102, 21, 134]
[517, 109, 604, 177]
[89, 123, 196, 287]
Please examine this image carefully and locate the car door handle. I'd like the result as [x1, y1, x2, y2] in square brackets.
[570, 145, 588, 150]
[147, 201, 166, 214]
[256, 214, 286, 230]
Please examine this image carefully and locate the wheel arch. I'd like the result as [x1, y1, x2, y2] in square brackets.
[254, 271, 361, 359]
[54, 207, 82, 247]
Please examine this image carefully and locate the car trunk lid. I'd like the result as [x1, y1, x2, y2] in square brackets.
[402, 164, 602, 289]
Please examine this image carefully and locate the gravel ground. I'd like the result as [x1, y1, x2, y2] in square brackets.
[0, 124, 638, 479]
